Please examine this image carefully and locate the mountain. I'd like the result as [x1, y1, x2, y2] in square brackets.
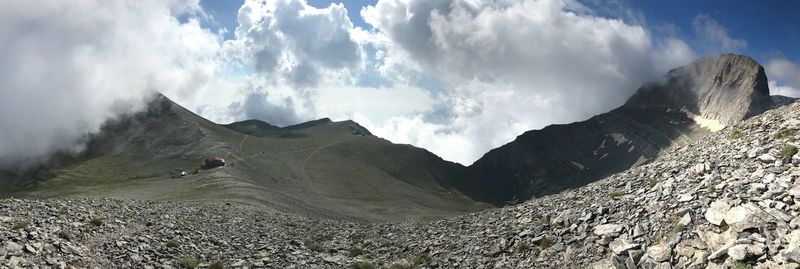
[1, 94, 488, 222]
[466, 54, 792, 205]
[5, 97, 800, 268]
[0, 54, 789, 219]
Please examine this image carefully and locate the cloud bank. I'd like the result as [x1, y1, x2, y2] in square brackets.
[0, 0, 220, 167]
[2, 0, 797, 167]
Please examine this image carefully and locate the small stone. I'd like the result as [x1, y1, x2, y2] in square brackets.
[724, 205, 751, 225]
[679, 213, 692, 226]
[593, 224, 622, 236]
[728, 244, 749, 260]
[781, 247, 800, 262]
[705, 200, 731, 226]
[708, 241, 735, 260]
[758, 154, 777, 163]
[4, 242, 22, 254]
[24, 244, 38, 255]
[646, 244, 671, 262]
[609, 238, 639, 255]
[9, 256, 25, 267]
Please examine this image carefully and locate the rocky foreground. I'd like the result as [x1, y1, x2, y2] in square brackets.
[6, 102, 800, 269]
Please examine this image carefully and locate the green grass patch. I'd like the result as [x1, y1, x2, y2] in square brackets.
[177, 255, 200, 269]
[208, 261, 224, 269]
[90, 217, 104, 227]
[538, 236, 553, 249]
[515, 241, 530, 253]
[781, 144, 798, 159]
[166, 240, 181, 248]
[672, 224, 685, 234]
[349, 261, 376, 269]
[11, 220, 29, 230]
[609, 191, 624, 200]
[734, 261, 752, 269]
[730, 129, 743, 139]
[348, 247, 364, 257]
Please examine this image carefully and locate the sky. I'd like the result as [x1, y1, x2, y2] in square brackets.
[0, 0, 799, 167]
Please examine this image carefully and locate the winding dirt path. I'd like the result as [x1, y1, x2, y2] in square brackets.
[299, 138, 355, 200]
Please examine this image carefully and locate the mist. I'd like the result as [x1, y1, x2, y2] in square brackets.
[0, 1, 220, 168]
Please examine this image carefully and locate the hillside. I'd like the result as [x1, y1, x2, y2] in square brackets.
[3, 92, 800, 268]
[0, 94, 488, 222]
[468, 54, 791, 205]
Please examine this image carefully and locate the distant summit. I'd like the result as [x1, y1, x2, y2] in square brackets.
[466, 54, 794, 205]
[626, 54, 771, 125]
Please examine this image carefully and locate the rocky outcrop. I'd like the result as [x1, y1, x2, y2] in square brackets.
[625, 54, 771, 125]
[466, 54, 788, 205]
[4, 100, 800, 268]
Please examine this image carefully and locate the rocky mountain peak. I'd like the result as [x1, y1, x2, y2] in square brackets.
[625, 54, 771, 126]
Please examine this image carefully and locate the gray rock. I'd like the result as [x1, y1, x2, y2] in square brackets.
[679, 213, 691, 226]
[609, 239, 639, 255]
[646, 244, 671, 262]
[594, 224, 623, 236]
[705, 200, 731, 226]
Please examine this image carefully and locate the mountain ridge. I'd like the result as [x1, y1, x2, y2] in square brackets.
[466, 54, 794, 205]
[0, 54, 793, 219]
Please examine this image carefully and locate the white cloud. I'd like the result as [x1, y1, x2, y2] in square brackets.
[691, 14, 747, 53]
[653, 38, 697, 70]
[0, 0, 221, 166]
[359, 0, 693, 164]
[1, 0, 724, 167]
[224, 0, 364, 89]
[766, 58, 800, 97]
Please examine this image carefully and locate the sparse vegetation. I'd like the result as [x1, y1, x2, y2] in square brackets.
[412, 253, 432, 266]
[348, 247, 364, 257]
[775, 129, 796, 140]
[57, 229, 74, 241]
[515, 241, 530, 253]
[672, 224, 686, 234]
[349, 261, 376, 269]
[387, 259, 413, 269]
[208, 261, 224, 269]
[730, 129, 743, 139]
[304, 239, 325, 252]
[90, 217, 104, 226]
[648, 179, 658, 188]
[537, 236, 553, 249]
[609, 191, 624, 200]
[734, 261, 753, 269]
[781, 144, 798, 159]
[11, 220, 29, 230]
[166, 240, 181, 248]
[177, 255, 200, 269]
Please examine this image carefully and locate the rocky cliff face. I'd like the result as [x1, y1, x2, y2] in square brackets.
[625, 54, 772, 125]
[466, 54, 785, 205]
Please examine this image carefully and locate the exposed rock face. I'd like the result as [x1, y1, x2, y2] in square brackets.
[466, 54, 786, 205]
[625, 54, 771, 125]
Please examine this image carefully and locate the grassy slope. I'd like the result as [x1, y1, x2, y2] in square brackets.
[7, 95, 490, 222]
